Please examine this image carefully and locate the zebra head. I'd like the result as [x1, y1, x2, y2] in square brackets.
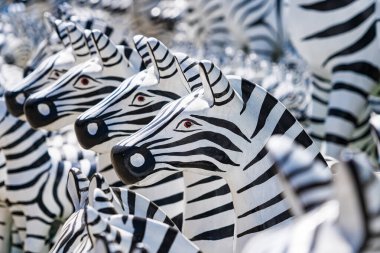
[110, 60, 250, 184]
[4, 20, 90, 119]
[74, 36, 200, 153]
[23, 30, 143, 131]
[111, 60, 322, 187]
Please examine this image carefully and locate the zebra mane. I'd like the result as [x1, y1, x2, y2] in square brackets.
[267, 135, 333, 216]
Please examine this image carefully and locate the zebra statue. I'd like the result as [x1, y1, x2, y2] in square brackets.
[242, 146, 380, 253]
[51, 172, 177, 252]
[74, 36, 235, 252]
[111, 60, 327, 252]
[0, 97, 93, 252]
[287, 0, 380, 159]
[22, 31, 186, 229]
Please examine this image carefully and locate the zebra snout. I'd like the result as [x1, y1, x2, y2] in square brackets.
[111, 145, 155, 185]
[74, 118, 109, 150]
[4, 90, 27, 117]
[24, 96, 57, 129]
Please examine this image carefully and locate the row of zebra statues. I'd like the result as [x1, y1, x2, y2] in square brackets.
[0, 0, 379, 252]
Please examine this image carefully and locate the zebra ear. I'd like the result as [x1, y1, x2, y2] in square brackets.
[267, 135, 332, 217]
[90, 30, 124, 69]
[173, 54, 192, 93]
[84, 29, 97, 56]
[66, 22, 91, 62]
[174, 54, 202, 93]
[53, 20, 71, 48]
[146, 37, 177, 81]
[334, 150, 380, 251]
[67, 168, 89, 210]
[89, 173, 109, 207]
[199, 60, 235, 107]
[133, 34, 152, 68]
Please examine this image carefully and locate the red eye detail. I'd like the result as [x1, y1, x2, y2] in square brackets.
[137, 96, 145, 102]
[184, 121, 192, 128]
[81, 78, 89, 85]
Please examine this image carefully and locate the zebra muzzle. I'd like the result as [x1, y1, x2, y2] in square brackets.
[74, 117, 109, 150]
[111, 145, 155, 185]
[4, 90, 27, 117]
[24, 96, 58, 129]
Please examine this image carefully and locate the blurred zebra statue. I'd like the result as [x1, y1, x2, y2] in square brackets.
[51, 172, 177, 252]
[0, 97, 93, 252]
[242, 143, 380, 253]
[111, 60, 327, 252]
[287, 0, 380, 160]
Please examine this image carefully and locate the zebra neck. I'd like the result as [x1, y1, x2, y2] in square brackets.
[225, 166, 291, 252]
[1, 123, 53, 175]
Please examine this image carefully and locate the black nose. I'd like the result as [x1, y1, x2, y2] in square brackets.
[4, 90, 27, 117]
[111, 145, 155, 185]
[74, 117, 109, 150]
[24, 96, 57, 129]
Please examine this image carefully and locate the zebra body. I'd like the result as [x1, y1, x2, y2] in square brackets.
[111, 60, 326, 252]
[0, 98, 92, 253]
[242, 149, 380, 253]
[0, 151, 12, 253]
[287, 0, 380, 159]
[266, 135, 333, 216]
[75, 36, 235, 252]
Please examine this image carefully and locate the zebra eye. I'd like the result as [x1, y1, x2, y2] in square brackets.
[137, 96, 145, 102]
[81, 78, 89, 85]
[174, 119, 201, 132]
[184, 120, 192, 128]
